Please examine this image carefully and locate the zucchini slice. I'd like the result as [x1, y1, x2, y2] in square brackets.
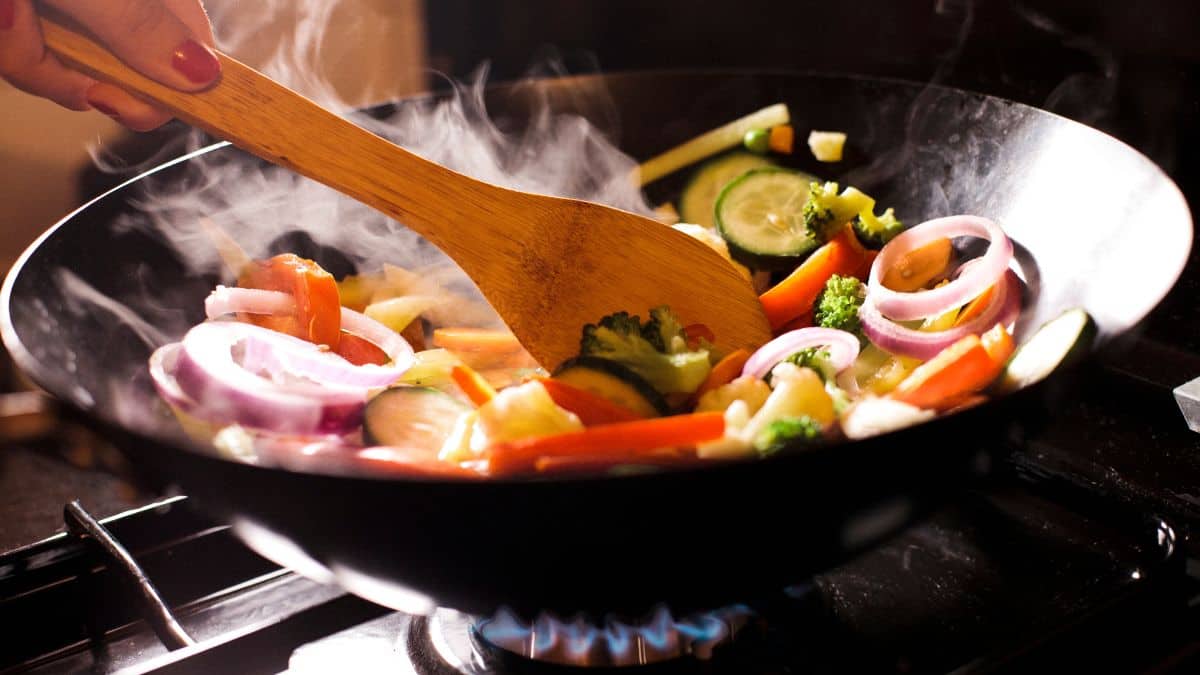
[552, 357, 670, 417]
[997, 308, 1095, 394]
[363, 386, 470, 448]
[679, 152, 776, 230]
[715, 167, 821, 269]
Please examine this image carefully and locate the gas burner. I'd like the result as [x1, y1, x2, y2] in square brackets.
[411, 604, 756, 671]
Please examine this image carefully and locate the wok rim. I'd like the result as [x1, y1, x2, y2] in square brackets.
[0, 68, 1191, 489]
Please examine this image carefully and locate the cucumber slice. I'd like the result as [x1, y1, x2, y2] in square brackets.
[553, 356, 670, 416]
[715, 167, 821, 269]
[997, 308, 1095, 394]
[680, 152, 776, 230]
[363, 386, 470, 448]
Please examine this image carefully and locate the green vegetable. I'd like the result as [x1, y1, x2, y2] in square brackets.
[996, 308, 1095, 394]
[743, 128, 770, 154]
[802, 181, 876, 243]
[780, 347, 837, 382]
[813, 274, 868, 344]
[579, 307, 712, 395]
[553, 357, 670, 416]
[679, 152, 777, 230]
[714, 167, 824, 269]
[363, 386, 470, 448]
[853, 207, 904, 249]
[753, 416, 822, 457]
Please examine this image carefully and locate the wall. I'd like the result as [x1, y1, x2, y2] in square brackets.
[0, 0, 426, 271]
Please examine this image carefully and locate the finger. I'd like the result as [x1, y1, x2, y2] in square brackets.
[0, 0, 95, 110]
[164, 0, 214, 45]
[85, 82, 172, 131]
[44, 0, 221, 91]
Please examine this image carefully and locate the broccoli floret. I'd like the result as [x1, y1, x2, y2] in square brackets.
[813, 274, 867, 344]
[641, 305, 688, 353]
[580, 308, 712, 394]
[763, 347, 836, 387]
[853, 207, 904, 249]
[802, 181, 876, 243]
[753, 416, 822, 457]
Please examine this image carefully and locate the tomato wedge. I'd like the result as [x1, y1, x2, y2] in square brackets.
[238, 254, 342, 348]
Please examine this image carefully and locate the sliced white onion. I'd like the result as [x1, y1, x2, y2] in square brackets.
[868, 215, 1013, 321]
[742, 327, 861, 380]
[205, 286, 295, 319]
[860, 270, 1021, 360]
[171, 322, 369, 434]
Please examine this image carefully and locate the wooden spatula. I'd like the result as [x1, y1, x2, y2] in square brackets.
[40, 17, 772, 368]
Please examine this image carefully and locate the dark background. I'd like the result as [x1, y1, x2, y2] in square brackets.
[423, 0, 1199, 353]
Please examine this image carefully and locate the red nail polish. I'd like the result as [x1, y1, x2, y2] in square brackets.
[0, 0, 16, 31]
[171, 39, 220, 84]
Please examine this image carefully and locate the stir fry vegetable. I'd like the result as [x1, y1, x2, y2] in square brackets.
[149, 105, 1090, 479]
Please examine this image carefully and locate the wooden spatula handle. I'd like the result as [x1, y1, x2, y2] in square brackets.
[38, 16, 502, 257]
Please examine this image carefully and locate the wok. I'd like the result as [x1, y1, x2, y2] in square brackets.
[1, 71, 1191, 617]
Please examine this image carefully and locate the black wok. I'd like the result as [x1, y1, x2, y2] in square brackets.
[1, 71, 1191, 617]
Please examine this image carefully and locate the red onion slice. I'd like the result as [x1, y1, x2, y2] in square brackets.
[171, 322, 368, 434]
[205, 286, 296, 319]
[860, 270, 1022, 360]
[204, 286, 415, 384]
[868, 215, 1013, 321]
[742, 327, 861, 380]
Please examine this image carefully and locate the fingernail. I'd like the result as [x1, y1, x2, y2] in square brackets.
[171, 39, 221, 84]
[0, 0, 15, 31]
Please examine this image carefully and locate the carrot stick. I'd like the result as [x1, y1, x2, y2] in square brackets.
[891, 323, 1014, 410]
[538, 378, 646, 426]
[486, 412, 725, 476]
[768, 125, 795, 154]
[758, 226, 869, 331]
[954, 284, 997, 326]
[693, 348, 752, 401]
[451, 364, 497, 406]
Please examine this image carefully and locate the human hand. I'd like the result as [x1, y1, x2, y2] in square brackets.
[0, 0, 219, 130]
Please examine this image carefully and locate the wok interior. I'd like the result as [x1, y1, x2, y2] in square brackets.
[3, 71, 1192, 462]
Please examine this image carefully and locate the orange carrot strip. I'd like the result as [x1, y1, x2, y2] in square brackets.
[433, 328, 523, 354]
[758, 226, 869, 331]
[693, 348, 752, 400]
[451, 364, 498, 406]
[854, 250, 878, 281]
[954, 284, 997, 326]
[768, 125, 795, 154]
[890, 323, 1014, 411]
[538, 378, 646, 426]
[486, 412, 725, 476]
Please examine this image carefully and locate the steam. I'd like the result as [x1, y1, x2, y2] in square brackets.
[87, 3, 651, 338]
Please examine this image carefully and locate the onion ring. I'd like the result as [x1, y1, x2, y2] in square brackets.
[869, 215, 1013, 321]
[742, 327, 861, 380]
[860, 270, 1022, 360]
